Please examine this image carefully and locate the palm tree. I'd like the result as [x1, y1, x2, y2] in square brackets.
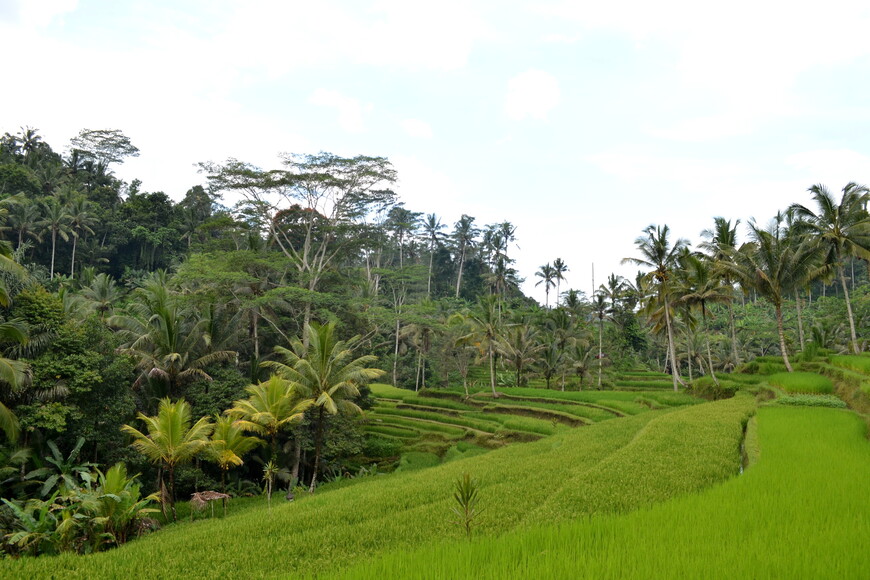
[207, 415, 263, 511]
[7, 197, 42, 252]
[266, 322, 384, 492]
[452, 215, 479, 298]
[535, 263, 556, 309]
[623, 225, 689, 391]
[110, 276, 236, 400]
[552, 258, 568, 307]
[467, 295, 502, 397]
[591, 291, 608, 388]
[66, 196, 97, 279]
[80, 273, 122, 319]
[678, 254, 732, 385]
[422, 213, 446, 298]
[495, 323, 542, 387]
[36, 194, 72, 280]
[699, 217, 741, 364]
[225, 376, 310, 460]
[121, 398, 213, 521]
[789, 183, 870, 353]
[724, 218, 825, 372]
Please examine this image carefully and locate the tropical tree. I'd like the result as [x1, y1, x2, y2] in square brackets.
[265, 322, 384, 492]
[535, 263, 556, 309]
[422, 213, 446, 297]
[699, 217, 741, 364]
[206, 415, 263, 510]
[66, 196, 97, 278]
[452, 214, 479, 298]
[591, 291, 609, 388]
[678, 254, 732, 385]
[789, 183, 870, 353]
[552, 258, 568, 307]
[121, 398, 213, 521]
[724, 218, 825, 371]
[36, 194, 72, 280]
[466, 295, 502, 397]
[224, 376, 309, 461]
[495, 323, 542, 387]
[623, 225, 689, 391]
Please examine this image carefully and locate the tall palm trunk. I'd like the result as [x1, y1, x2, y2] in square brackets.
[663, 294, 682, 391]
[702, 306, 718, 385]
[309, 407, 325, 493]
[455, 247, 466, 298]
[795, 290, 805, 352]
[427, 247, 435, 298]
[838, 264, 860, 353]
[50, 229, 57, 280]
[775, 303, 793, 372]
[727, 301, 739, 365]
[488, 344, 496, 397]
[597, 317, 603, 388]
[70, 233, 78, 278]
[393, 318, 400, 386]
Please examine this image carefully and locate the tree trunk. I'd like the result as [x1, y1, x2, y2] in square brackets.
[663, 294, 683, 391]
[291, 436, 302, 483]
[169, 464, 177, 522]
[839, 264, 860, 353]
[455, 247, 466, 298]
[597, 318, 603, 388]
[50, 229, 57, 280]
[795, 290, 805, 352]
[727, 300, 739, 366]
[309, 407, 325, 493]
[703, 309, 718, 386]
[70, 233, 78, 278]
[427, 246, 434, 298]
[393, 318, 400, 386]
[489, 344, 497, 397]
[775, 303, 793, 372]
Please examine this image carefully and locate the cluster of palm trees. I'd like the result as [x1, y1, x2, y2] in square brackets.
[534, 258, 569, 308]
[121, 321, 383, 520]
[620, 183, 869, 388]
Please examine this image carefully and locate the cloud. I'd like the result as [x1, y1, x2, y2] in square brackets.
[401, 118, 433, 139]
[308, 89, 370, 133]
[504, 70, 561, 121]
[785, 149, 870, 187]
[16, 0, 78, 28]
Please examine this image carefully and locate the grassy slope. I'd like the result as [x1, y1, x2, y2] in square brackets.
[1, 395, 754, 579]
[338, 405, 870, 579]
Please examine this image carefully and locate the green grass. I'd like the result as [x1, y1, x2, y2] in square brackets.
[776, 394, 847, 408]
[766, 371, 834, 394]
[830, 355, 870, 375]
[0, 396, 755, 578]
[336, 406, 870, 579]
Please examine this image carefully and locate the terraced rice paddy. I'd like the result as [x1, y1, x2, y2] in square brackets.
[336, 405, 870, 579]
[0, 395, 755, 578]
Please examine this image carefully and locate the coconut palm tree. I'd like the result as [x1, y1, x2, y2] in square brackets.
[789, 183, 870, 353]
[265, 322, 384, 492]
[551, 258, 568, 307]
[623, 225, 689, 391]
[466, 294, 502, 397]
[207, 415, 263, 511]
[678, 254, 732, 385]
[591, 291, 609, 388]
[535, 263, 556, 309]
[699, 217, 742, 364]
[110, 275, 236, 400]
[66, 196, 97, 279]
[724, 218, 825, 372]
[36, 194, 72, 280]
[452, 215, 479, 298]
[225, 376, 309, 461]
[121, 398, 213, 521]
[495, 323, 543, 387]
[422, 213, 446, 298]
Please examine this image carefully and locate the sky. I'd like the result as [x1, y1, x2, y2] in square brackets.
[2, 0, 870, 303]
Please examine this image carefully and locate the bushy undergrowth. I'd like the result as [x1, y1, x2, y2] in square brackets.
[337, 406, 870, 579]
[766, 371, 834, 394]
[0, 396, 754, 578]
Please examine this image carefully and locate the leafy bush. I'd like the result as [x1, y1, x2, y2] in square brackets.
[688, 377, 739, 400]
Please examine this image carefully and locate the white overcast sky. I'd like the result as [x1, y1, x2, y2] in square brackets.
[2, 0, 870, 303]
